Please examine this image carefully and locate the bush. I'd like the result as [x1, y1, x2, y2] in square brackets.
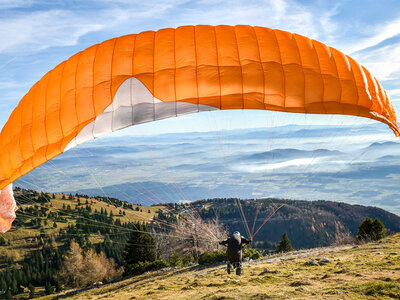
[124, 259, 168, 276]
[333, 231, 356, 246]
[169, 252, 194, 267]
[198, 250, 226, 265]
[243, 248, 263, 260]
[357, 217, 386, 242]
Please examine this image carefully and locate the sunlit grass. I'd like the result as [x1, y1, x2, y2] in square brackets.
[37, 233, 400, 299]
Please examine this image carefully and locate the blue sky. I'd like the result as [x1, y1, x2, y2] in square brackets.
[0, 0, 400, 133]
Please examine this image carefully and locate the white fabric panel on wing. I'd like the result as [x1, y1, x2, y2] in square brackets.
[93, 111, 113, 138]
[112, 106, 133, 132]
[64, 77, 218, 152]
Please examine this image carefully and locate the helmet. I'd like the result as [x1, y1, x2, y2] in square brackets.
[233, 231, 240, 236]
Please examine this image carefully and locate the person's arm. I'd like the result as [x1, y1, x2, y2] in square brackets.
[241, 236, 252, 246]
[219, 238, 229, 245]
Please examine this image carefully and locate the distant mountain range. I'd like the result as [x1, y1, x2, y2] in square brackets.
[15, 123, 400, 215]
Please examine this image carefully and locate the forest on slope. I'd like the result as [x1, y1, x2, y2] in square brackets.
[193, 198, 400, 249]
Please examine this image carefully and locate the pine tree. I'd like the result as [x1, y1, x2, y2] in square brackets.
[275, 232, 293, 253]
[357, 217, 373, 240]
[372, 218, 386, 240]
[123, 223, 156, 265]
[357, 217, 386, 241]
[11, 276, 18, 294]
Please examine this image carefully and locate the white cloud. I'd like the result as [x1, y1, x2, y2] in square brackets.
[161, 0, 337, 40]
[388, 88, 400, 100]
[352, 41, 400, 86]
[0, 1, 192, 54]
[233, 158, 320, 173]
[346, 18, 400, 54]
[0, 9, 106, 53]
[0, 0, 340, 54]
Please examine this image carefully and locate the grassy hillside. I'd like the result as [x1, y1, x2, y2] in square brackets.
[2, 190, 399, 299]
[1, 189, 161, 266]
[40, 233, 400, 299]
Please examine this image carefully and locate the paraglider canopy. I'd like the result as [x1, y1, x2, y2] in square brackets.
[0, 25, 397, 233]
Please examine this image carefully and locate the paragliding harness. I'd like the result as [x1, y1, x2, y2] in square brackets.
[219, 234, 251, 275]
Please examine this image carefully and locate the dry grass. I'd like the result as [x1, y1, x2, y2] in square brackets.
[39, 233, 400, 300]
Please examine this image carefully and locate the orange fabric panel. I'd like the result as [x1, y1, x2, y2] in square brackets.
[194, 25, 221, 107]
[93, 38, 116, 116]
[0, 25, 398, 190]
[330, 48, 358, 110]
[76, 45, 97, 124]
[45, 62, 65, 158]
[294, 34, 323, 109]
[235, 26, 264, 108]
[8, 105, 23, 175]
[347, 56, 371, 109]
[362, 66, 381, 114]
[254, 27, 285, 108]
[154, 28, 176, 101]
[215, 26, 242, 109]
[275, 30, 305, 109]
[19, 91, 35, 162]
[133, 30, 155, 94]
[175, 26, 197, 102]
[312, 40, 342, 105]
[31, 73, 50, 168]
[60, 52, 80, 138]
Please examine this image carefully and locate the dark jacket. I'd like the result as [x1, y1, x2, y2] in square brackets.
[220, 235, 251, 263]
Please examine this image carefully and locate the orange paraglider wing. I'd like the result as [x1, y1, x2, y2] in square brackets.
[0, 25, 398, 231]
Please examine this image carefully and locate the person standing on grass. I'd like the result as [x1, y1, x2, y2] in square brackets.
[219, 231, 251, 275]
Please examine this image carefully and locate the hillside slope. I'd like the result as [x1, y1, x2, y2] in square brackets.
[42, 234, 400, 299]
[195, 198, 400, 249]
[1, 189, 161, 268]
